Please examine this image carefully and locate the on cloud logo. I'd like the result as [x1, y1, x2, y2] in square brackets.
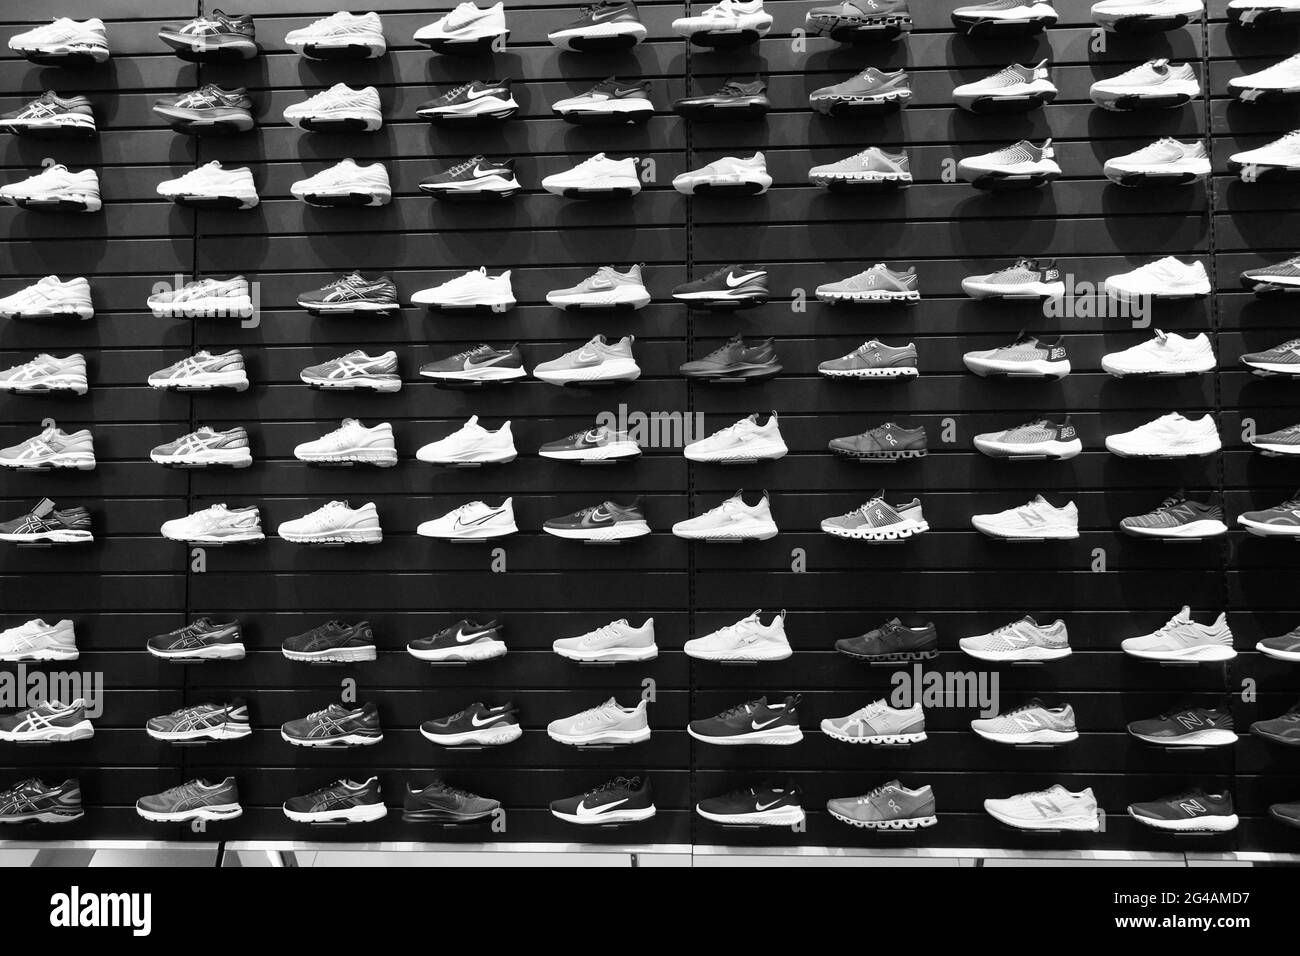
[49, 886, 151, 937]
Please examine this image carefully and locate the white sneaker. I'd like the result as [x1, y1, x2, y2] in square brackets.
[0, 164, 100, 212]
[291, 158, 390, 206]
[278, 500, 383, 543]
[411, 267, 515, 310]
[414, 2, 508, 46]
[1105, 256, 1210, 299]
[284, 83, 383, 131]
[157, 161, 259, 209]
[547, 698, 651, 745]
[1230, 52, 1300, 100]
[1103, 138, 1210, 185]
[960, 617, 1072, 661]
[1092, 0, 1204, 29]
[971, 495, 1079, 539]
[552, 618, 658, 661]
[1102, 330, 1215, 377]
[161, 504, 265, 543]
[1230, 129, 1300, 175]
[952, 60, 1056, 111]
[8, 17, 109, 63]
[148, 350, 248, 391]
[1105, 412, 1220, 458]
[147, 276, 253, 318]
[1090, 58, 1199, 109]
[1121, 606, 1235, 661]
[685, 609, 791, 661]
[0, 619, 78, 662]
[985, 786, 1100, 831]
[685, 412, 788, 462]
[285, 11, 386, 58]
[416, 416, 516, 464]
[672, 0, 774, 37]
[542, 153, 640, 197]
[546, 264, 650, 310]
[417, 499, 517, 539]
[0, 276, 93, 319]
[0, 353, 87, 394]
[673, 490, 779, 540]
[673, 152, 772, 195]
[295, 419, 397, 466]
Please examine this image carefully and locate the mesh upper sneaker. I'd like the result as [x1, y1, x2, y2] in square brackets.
[0, 92, 96, 137]
[1102, 330, 1215, 377]
[146, 700, 250, 742]
[420, 156, 520, 197]
[971, 698, 1079, 744]
[674, 490, 778, 540]
[1105, 257, 1211, 298]
[971, 494, 1078, 539]
[697, 779, 805, 827]
[1129, 699, 1237, 746]
[0, 354, 87, 395]
[684, 412, 787, 462]
[952, 0, 1059, 29]
[688, 695, 803, 745]
[9, 17, 109, 65]
[674, 77, 770, 118]
[295, 420, 396, 467]
[1241, 255, 1300, 293]
[146, 618, 244, 660]
[673, 153, 771, 195]
[552, 618, 658, 662]
[1121, 606, 1236, 662]
[985, 786, 1100, 831]
[153, 85, 253, 131]
[818, 339, 918, 379]
[417, 499, 518, 539]
[1121, 490, 1227, 538]
[0, 499, 92, 544]
[552, 77, 653, 123]
[1257, 625, 1300, 662]
[420, 702, 521, 746]
[973, 418, 1081, 460]
[1253, 423, 1300, 457]
[1272, 800, 1300, 829]
[1104, 138, 1210, 185]
[413, 2, 509, 47]
[807, 0, 914, 36]
[156, 161, 258, 208]
[284, 778, 386, 824]
[672, 264, 769, 307]
[404, 779, 500, 822]
[412, 268, 514, 310]
[539, 422, 640, 461]
[547, 265, 651, 310]
[534, 335, 640, 384]
[151, 425, 251, 468]
[822, 699, 926, 745]
[0, 276, 93, 319]
[1238, 492, 1300, 537]
[1090, 59, 1200, 109]
[829, 422, 928, 461]
[149, 350, 248, 391]
[1093, 0, 1204, 29]
[301, 349, 401, 392]
[284, 11, 386, 59]
[278, 500, 382, 545]
[0, 778, 83, 824]
[0, 165, 101, 212]
[0, 619, 77, 662]
[136, 778, 241, 823]
[1241, 338, 1300, 376]
[958, 139, 1060, 184]
[1230, 52, 1300, 101]
[417, 416, 516, 465]
[1232, 131, 1300, 177]
[419, 343, 525, 383]
[417, 79, 517, 122]
[542, 153, 640, 197]
[161, 504, 263, 544]
[821, 493, 928, 541]
[297, 272, 397, 314]
[680, 334, 782, 380]
[282, 701, 382, 747]
[672, 0, 774, 37]
[835, 618, 938, 662]
[960, 616, 1071, 661]
[962, 260, 1065, 299]
[685, 610, 791, 661]
[0, 423, 95, 471]
[551, 776, 656, 825]
[285, 83, 383, 132]
[544, 498, 650, 541]
[827, 780, 936, 830]
[0, 699, 93, 742]
[1105, 412, 1220, 458]
[158, 9, 258, 59]
[148, 277, 252, 318]
[548, 697, 650, 746]
[1128, 788, 1238, 832]
[963, 332, 1070, 379]
[809, 148, 911, 187]
[549, 1, 648, 48]
[291, 158, 391, 206]
[1252, 702, 1300, 746]
[282, 620, 377, 663]
[810, 68, 911, 113]
[407, 618, 507, 662]
[953, 60, 1056, 112]
[817, 264, 919, 303]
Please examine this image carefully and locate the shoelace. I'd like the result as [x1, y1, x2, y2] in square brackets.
[718, 700, 761, 720]
[424, 779, 474, 799]
[444, 156, 481, 177]
[717, 80, 754, 96]
[586, 776, 635, 795]
[848, 700, 889, 725]
[452, 501, 488, 517]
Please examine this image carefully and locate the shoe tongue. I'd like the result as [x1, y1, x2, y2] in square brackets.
[882, 779, 901, 790]
[1024, 696, 1045, 709]
[340, 418, 359, 427]
[886, 617, 902, 627]
[744, 413, 759, 424]
[1031, 494, 1048, 505]
[590, 334, 608, 345]
[1175, 605, 1193, 623]
[742, 609, 761, 624]
[326, 500, 347, 509]
[328, 82, 350, 94]
[465, 414, 480, 427]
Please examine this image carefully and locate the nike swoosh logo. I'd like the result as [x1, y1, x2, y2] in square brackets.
[751, 716, 783, 730]
[465, 356, 503, 369]
[455, 510, 501, 529]
[577, 797, 628, 816]
[456, 629, 492, 643]
[755, 799, 781, 811]
[467, 87, 503, 100]
[471, 713, 504, 727]
[473, 165, 499, 178]
[576, 349, 601, 363]
[726, 271, 763, 287]
[590, 508, 611, 522]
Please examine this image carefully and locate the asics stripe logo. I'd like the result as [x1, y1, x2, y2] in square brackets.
[726, 271, 763, 287]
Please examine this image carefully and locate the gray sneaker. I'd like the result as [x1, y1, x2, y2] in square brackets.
[546, 264, 651, 311]
[1252, 422, 1300, 457]
[533, 334, 641, 385]
[827, 779, 937, 829]
[821, 493, 927, 540]
[818, 339, 918, 379]
[809, 67, 911, 114]
[971, 697, 1079, 744]
[809, 147, 911, 187]
[136, 777, 242, 823]
[816, 263, 919, 303]
[300, 349, 400, 392]
[821, 699, 927, 744]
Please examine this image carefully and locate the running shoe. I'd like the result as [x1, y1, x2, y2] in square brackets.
[971, 495, 1078, 539]
[0, 778, 83, 823]
[0, 276, 93, 319]
[282, 620, 377, 663]
[420, 156, 520, 197]
[291, 158, 390, 207]
[157, 161, 258, 209]
[1253, 423, 1300, 456]
[297, 273, 397, 314]
[301, 349, 401, 392]
[1104, 138, 1210, 186]
[552, 77, 653, 124]
[672, 0, 773, 40]
[961, 260, 1065, 299]
[417, 79, 517, 123]
[971, 698, 1079, 744]
[674, 490, 777, 540]
[673, 153, 771, 195]
[1093, 0, 1203, 30]
[959, 139, 1060, 187]
[158, 9, 257, 60]
[1271, 801, 1300, 828]
[985, 786, 1100, 831]
[672, 264, 768, 308]
[821, 493, 927, 541]
[552, 618, 658, 662]
[0, 619, 78, 662]
[153, 84, 253, 132]
[684, 412, 787, 462]
[146, 618, 244, 660]
[816, 264, 919, 303]
[420, 702, 520, 746]
[0, 165, 101, 212]
[278, 501, 382, 545]
[146, 700, 250, 742]
[295, 420, 396, 467]
[835, 618, 938, 662]
[412, 268, 515, 310]
[414, 1, 509, 50]
[1101, 330, 1215, 377]
[533, 335, 640, 384]
[0, 499, 92, 544]
[963, 332, 1070, 378]
[960, 616, 1071, 661]
[0, 92, 96, 138]
[544, 498, 650, 541]
[284, 778, 387, 823]
[416, 416, 516, 465]
[1121, 607, 1235, 662]
[674, 76, 769, 120]
[1128, 699, 1237, 746]
[809, 68, 911, 114]
[952, 0, 1059, 33]
[419, 343, 525, 384]
[953, 60, 1056, 113]
[1090, 59, 1199, 110]
[160, 504, 263, 544]
[822, 699, 926, 744]
[9, 17, 108, 66]
[1105, 257, 1211, 298]
[1251, 703, 1300, 746]
[688, 696, 803, 745]
[282, 701, 382, 747]
[549, 0, 647, 49]
[828, 423, 927, 461]
[818, 339, 918, 379]
[418, 499, 517, 540]
[403, 779, 500, 823]
[136, 779, 241, 822]
[551, 776, 655, 825]
[827, 780, 936, 829]
[973, 417, 1081, 460]
[680, 334, 782, 380]
[1241, 255, 1300, 293]
[0, 699, 93, 742]
[149, 350, 248, 391]
[808, 147, 911, 189]
[685, 610, 791, 661]
[542, 153, 640, 197]
[539, 422, 640, 461]
[148, 276, 252, 318]
[1238, 493, 1300, 537]
[548, 697, 650, 746]
[1242, 338, 1300, 376]
[697, 779, 805, 826]
[806, 0, 913, 38]
[0, 354, 87, 395]
[407, 619, 507, 662]
[1105, 413, 1220, 458]
[151, 426, 251, 469]
[1229, 0, 1300, 26]
[1259, 625, 1300, 661]
[1120, 490, 1227, 539]
[0, 423, 95, 471]
[1230, 52, 1300, 103]
[547, 265, 650, 311]
[284, 11, 386, 59]
[284, 83, 383, 132]
[1128, 789, 1238, 831]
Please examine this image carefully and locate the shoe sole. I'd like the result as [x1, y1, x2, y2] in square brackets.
[828, 809, 936, 829]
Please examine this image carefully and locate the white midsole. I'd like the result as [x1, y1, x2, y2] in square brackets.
[416, 446, 515, 464]
[137, 803, 241, 822]
[420, 724, 521, 746]
[420, 96, 517, 117]
[685, 440, 788, 462]
[297, 448, 397, 464]
[966, 358, 1071, 376]
[1123, 519, 1226, 537]
[552, 806, 655, 825]
[152, 371, 248, 389]
[987, 806, 1099, 831]
[407, 639, 506, 661]
[962, 280, 1065, 298]
[687, 726, 803, 745]
[557, 100, 653, 115]
[547, 726, 650, 745]
[959, 642, 1071, 661]
[683, 643, 791, 661]
[1130, 812, 1238, 831]
[552, 643, 657, 661]
[280, 527, 382, 543]
[152, 449, 251, 466]
[696, 805, 805, 826]
[1129, 728, 1237, 746]
[541, 442, 640, 460]
[1123, 643, 1237, 661]
[673, 520, 779, 540]
[421, 366, 525, 381]
[284, 802, 387, 823]
[0, 720, 94, 742]
[1257, 641, 1300, 661]
[971, 517, 1078, 538]
[417, 522, 517, 539]
[544, 521, 650, 540]
[543, 177, 641, 194]
[1105, 438, 1220, 457]
[535, 359, 641, 382]
[547, 288, 651, 308]
[974, 727, 1078, 744]
[148, 642, 245, 660]
[147, 722, 250, 741]
[1102, 359, 1214, 376]
[1239, 516, 1300, 536]
[974, 437, 1081, 458]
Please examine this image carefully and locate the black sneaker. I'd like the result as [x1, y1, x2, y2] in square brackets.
[1251, 702, 1300, 746]
[674, 77, 770, 120]
[550, 775, 656, 825]
[829, 422, 929, 461]
[0, 777, 83, 823]
[696, 778, 806, 826]
[403, 778, 501, 822]
[146, 617, 244, 661]
[416, 79, 517, 123]
[419, 156, 521, 199]
[420, 702, 521, 746]
[281, 701, 383, 747]
[548, 0, 647, 51]
[835, 618, 938, 661]
[159, 9, 258, 60]
[1126, 699, 1237, 747]
[543, 498, 650, 541]
[281, 620, 377, 663]
[1127, 787, 1239, 832]
[406, 619, 507, 662]
[1270, 800, 1300, 829]
[283, 777, 387, 823]
[679, 333, 783, 381]
[688, 695, 803, 745]
[0, 498, 92, 543]
[0, 92, 97, 138]
[296, 272, 398, 315]
[1119, 490, 1228, 540]
[146, 699, 251, 742]
[539, 422, 641, 461]
[152, 84, 254, 133]
[672, 264, 769, 308]
[419, 343, 527, 384]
